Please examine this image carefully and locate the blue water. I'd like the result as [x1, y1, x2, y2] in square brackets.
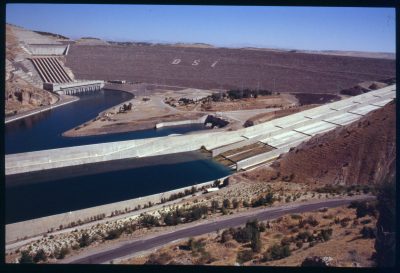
[5, 89, 231, 224]
[6, 152, 231, 224]
[5, 89, 207, 154]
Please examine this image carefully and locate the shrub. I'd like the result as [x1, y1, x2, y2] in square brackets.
[259, 222, 266, 232]
[220, 229, 233, 243]
[291, 214, 302, 220]
[78, 233, 92, 248]
[251, 232, 262, 253]
[232, 199, 240, 209]
[56, 247, 70, 259]
[263, 244, 291, 261]
[163, 212, 180, 226]
[360, 226, 376, 239]
[296, 241, 303, 249]
[222, 199, 231, 209]
[211, 200, 219, 212]
[252, 192, 274, 207]
[33, 249, 47, 263]
[105, 228, 123, 240]
[349, 201, 377, 218]
[296, 231, 312, 242]
[237, 249, 254, 264]
[187, 238, 205, 253]
[233, 227, 252, 243]
[145, 252, 172, 265]
[340, 217, 351, 227]
[139, 214, 159, 227]
[19, 250, 33, 263]
[320, 228, 333, 241]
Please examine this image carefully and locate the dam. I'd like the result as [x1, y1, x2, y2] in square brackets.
[5, 84, 396, 175]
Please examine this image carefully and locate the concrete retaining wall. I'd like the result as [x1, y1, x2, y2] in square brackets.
[5, 177, 228, 244]
[236, 146, 291, 170]
[155, 115, 207, 129]
[5, 96, 79, 124]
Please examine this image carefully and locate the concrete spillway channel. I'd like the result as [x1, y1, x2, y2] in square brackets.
[5, 85, 396, 176]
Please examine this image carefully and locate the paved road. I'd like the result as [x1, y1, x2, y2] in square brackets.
[67, 196, 374, 264]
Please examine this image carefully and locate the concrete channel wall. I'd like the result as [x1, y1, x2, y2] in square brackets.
[6, 177, 228, 244]
[5, 85, 396, 175]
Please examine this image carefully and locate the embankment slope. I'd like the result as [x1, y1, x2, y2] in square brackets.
[241, 99, 396, 186]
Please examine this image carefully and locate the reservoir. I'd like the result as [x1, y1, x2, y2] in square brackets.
[5, 89, 208, 154]
[5, 89, 231, 224]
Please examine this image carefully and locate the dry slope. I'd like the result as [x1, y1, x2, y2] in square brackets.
[246, 100, 396, 186]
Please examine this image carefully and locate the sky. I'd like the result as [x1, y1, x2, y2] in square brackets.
[6, 4, 396, 53]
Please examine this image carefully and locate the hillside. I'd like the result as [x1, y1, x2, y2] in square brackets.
[243, 100, 396, 186]
[5, 24, 58, 116]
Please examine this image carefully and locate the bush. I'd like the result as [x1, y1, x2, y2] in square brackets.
[233, 227, 252, 243]
[340, 217, 351, 227]
[348, 201, 377, 218]
[222, 199, 231, 209]
[145, 252, 172, 265]
[139, 214, 159, 227]
[237, 249, 254, 264]
[163, 212, 180, 226]
[360, 226, 376, 239]
[291, 214, 302, 220]
[211, 200, 219, 212]
[211, 92, 223, 102]
[78, 233, 92, 248]
[220, 229, 233, 243]
[33, 249, 47, 263]
[296, 241, 303, 249]
[296, 231, 312, 242]
[259, 222, 266, 232]
[252, 192, 274, 207]
[56, 247, 70, 259]
[232, 199, 240, 209]
[251, 231, 262, 253]
[320, 228, 333, 241]
[188, 238, 205, 253]
[19, 250, 33, 263]
[105, 228, 123, 240]
[263, 244, 291, 261]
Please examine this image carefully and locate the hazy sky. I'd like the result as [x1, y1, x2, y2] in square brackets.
[6, 4, 396, 52]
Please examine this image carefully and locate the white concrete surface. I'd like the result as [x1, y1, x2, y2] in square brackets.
[295, 121, 338, 136]
[323, 112, 361, 126]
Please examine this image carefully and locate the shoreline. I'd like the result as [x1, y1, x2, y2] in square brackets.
[5, 94, 79, 124]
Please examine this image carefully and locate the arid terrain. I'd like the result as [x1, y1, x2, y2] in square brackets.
[244, 100, 396, 186]
[124, 204, 377, 267]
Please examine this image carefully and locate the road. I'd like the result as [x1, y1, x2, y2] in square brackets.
[65, 195, 374, 264]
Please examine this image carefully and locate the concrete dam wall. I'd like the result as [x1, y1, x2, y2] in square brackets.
[65, 44, 395, 94]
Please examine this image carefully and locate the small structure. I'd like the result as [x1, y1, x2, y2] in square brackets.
[204, 187, 220, 194]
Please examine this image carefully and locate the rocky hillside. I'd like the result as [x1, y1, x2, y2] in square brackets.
[244, 100, 396, 186]
[5, 24, 58, 116]
[5, 80, 57, 116]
